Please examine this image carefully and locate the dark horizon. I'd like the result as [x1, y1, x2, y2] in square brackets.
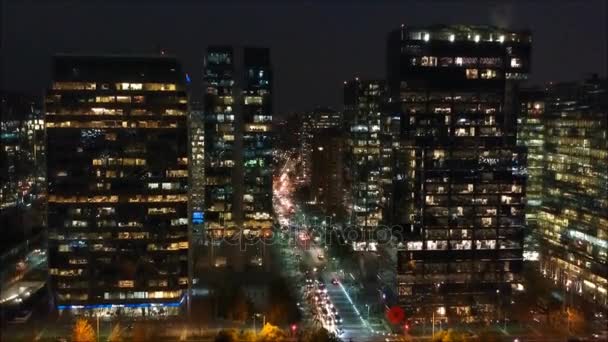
[1, 0, 606, 114]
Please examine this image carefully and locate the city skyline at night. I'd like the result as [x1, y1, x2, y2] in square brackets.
[1, 1, 607, 341]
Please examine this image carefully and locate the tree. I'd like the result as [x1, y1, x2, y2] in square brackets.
[257, 323, 287, 342]
[71, 318, 96, 342]
[566, 307, 586, 334]
[107, 323, 123, 342]
[300, 327, 341, 342]
[475, 330, 502, 342]
[131, 323, 159, 342]
[432, 329, 468, 342]
[267, 277, 301, 325]
[214, 329, 239, 342]
[239, 330, 257, 342]
[228, 289, 253, 322]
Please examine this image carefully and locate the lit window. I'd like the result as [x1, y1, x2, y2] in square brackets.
[118, 280, 134, 288]
[58, 245, 71, 252]
[406, 241, 423, 250]
[510, 58, 522, 68]
[421, 56, 437, 67]
[466, 69, 478, 79]
[480, 69, 497, 79]
[244, 96, 263, 105]
[426, 240, 447, 250]
[96, 96, 115, 103]
[116, 83, 143, 90]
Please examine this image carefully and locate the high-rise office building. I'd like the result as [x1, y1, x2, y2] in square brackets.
[537, 77, 607, 308]
[309, 107, 342, 130]
[310, 127, 345, 220]
[516, 89, 546, 256]
[301, 107, 342, 185]
[202, 47, 273, 270]
[45, 55, 189, 315]
[300, 112, 313, 184]
[203, 47, 237, 240]
[242, 48, 273, 235]
[189, 103, 205, 283]
[344, 79, 387, 251]
[387, 25, 531, 322]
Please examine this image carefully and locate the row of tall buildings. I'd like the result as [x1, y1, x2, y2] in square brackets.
[44, 47, 274, 315]
[299, 25, 606, 321]
[7, 22, 603, 321]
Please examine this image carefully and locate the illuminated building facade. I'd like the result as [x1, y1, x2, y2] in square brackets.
[380, 106, 400, 231]
[45, 55, 189, 314]
[387, 25, 531, 321]
[201, 47, 273, 270]
[516, 89, 545, 255]
[301, 112, 313, 184]
[203, 47, 236, 239]
[344, 79, 387, 250]
[537, 77, 607, 308]
[301, 107, 342, 185]
[242, 48, 273, 235]
[310, 107, 342, 130]
[189, 105, 205, 283]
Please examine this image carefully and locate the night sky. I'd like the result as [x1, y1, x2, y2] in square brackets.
[1, 0, 606, 114]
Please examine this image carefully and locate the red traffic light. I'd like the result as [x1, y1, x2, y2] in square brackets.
[291, 324, 297, 331]
[386, 306, 405, 324]
[404, 324, 410, 331]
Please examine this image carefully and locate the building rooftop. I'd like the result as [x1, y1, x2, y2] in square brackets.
[395, 24, 531, 44]
[51, 54, 184, 83]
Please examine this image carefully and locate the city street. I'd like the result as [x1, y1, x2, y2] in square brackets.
[273, 152, 402, 342]
[1, 248, 47, 305]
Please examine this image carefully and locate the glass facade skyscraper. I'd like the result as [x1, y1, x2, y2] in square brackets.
[516, 89, 546, 257]
[344, 79, 387, 251]
[45, 55, 189, 315]
[387, 25, 531, 322]
[301, 107, 342, 185]
[242, 48, 273, 235]
[203, 47, 237, 239]
[202, 47, 273, 270]
[537, 77, 608, 308]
